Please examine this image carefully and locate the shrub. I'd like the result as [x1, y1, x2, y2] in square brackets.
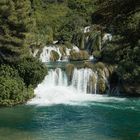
[15, 57, 48, 87]
[0, 76, 34, 106]
[0, 65, 19, 78]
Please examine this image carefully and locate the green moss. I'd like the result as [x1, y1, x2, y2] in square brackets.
[95, 62, 105, 70]
[83, 62, 94, 69]
[70, 50, 89, 61]
[50, 50, 60, 61]
[98, 78, 106, 94]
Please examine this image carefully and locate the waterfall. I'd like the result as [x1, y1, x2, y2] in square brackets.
[28, 68, 101, 106]
[39, 45, 80, 62]
[40, 46, 62, 62]
[71, 68, 97, 94]
[40, 68, 98, 94]
[102, 33, 112, 44]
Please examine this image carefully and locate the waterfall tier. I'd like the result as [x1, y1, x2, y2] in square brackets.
[39, 45, 80, 62]
[28, 68, 110, 106]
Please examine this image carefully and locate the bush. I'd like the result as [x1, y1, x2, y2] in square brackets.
[117, 61, 140, 83]
[0, 58, 47, 106]
[0, 76, 34, 106]
[15, 57, 48, 87]
[0, 65, 19, 78]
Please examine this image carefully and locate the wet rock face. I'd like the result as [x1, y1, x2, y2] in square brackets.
[69, 50, 89, 61]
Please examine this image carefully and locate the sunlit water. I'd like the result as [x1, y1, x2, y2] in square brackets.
[0, 97, 140, 140]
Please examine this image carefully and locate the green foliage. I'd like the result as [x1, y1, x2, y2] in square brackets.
[15, 57, 48, 87]
[0, 64, 19, 78]
[117, 61, 140, 83]
[0, 0, 33, 62]
[94, 0, 140, 87]
[31, 0, 96, 44]
[0, 58, 47, 106]
[0, 64, 34, 106]
[0, 76, 34, 106]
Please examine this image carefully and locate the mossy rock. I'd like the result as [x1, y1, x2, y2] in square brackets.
[69, 50, 89, 61]
[65, 64, 75, 82]
[59, 45, 66, 56]
[103, 67, 110, 79]
[83, 62, 94, 69]
[50, 50, 60, 61]
[95, 62, 106, 70]
[97, 78, 106, 94]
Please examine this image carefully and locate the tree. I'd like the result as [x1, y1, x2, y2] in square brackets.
[0, 0, 32, 63]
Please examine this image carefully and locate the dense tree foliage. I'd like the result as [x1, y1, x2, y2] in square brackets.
[93, 0, 140, 94]
[0, 64, 34, 106]
[0, 0, 47, 106]
[0, 0, 34, 63]
[31, 0, 96, 44]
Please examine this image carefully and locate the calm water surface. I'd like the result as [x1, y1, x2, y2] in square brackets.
[0, 98, 140, 140]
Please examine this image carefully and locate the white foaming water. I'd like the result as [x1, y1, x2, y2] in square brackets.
[28, 68, 125, 106]
[40, 46, 62, 62]
[71, 68, 97, 94]
[39, 45, 80, 62]
[102, 33, 112, 44]
[83, 26, 91, 33]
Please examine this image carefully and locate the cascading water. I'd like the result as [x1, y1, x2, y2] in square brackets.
[71, 68, 98, 94]
[40, 46, 62, 62]
[39, 45, 80, 62]
[28, 68, 100, 106]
